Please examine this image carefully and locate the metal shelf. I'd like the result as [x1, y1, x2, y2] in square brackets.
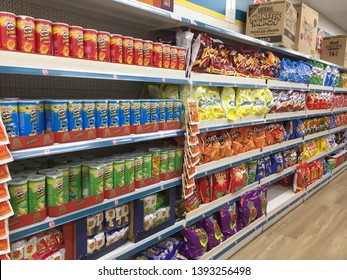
[267, 80, 308, 91]
[97, 220, 185, 260]
[11, 129, 185, 160]
[334, 88, 347, 93]
[308, 84, 334, 92]
[9, 177, 181, 242]
[0, 51, 188, 84]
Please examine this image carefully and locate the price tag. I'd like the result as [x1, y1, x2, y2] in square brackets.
[158, 235, 162, 241]
[160, 185, 165, 190]
[49, 221, 55, 228]
[114, 200, 119, 205]
[162, 78, 166, 83]
[202, 213, 205, 218]
[44, 149, 51, 155]
[204, 171, 208, 176]
[160, 133, 164, 138]
[113, 139, 117, 145]
[42, 69, 49, 76]
[113, 74, 118, 80]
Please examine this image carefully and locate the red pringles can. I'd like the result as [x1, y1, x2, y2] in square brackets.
[133, 38, 143, 66]
[162, 44, 171, 69]
[53, 22, 69, 57]
[170, 46, 178, 70]
[69, 26, 84, 59]
[84, 29, 97, 60]
[143, 40, 153, 67]
[0, 11, 16, 51]
[110, 34, 122, 63]
[122, 36, 133, 65]
[178, 47, 187, 71]
[97, 31, 110, 62]
[152, 42, 163, 68]
[16, 15, 36, 53]
[35, 19, 52, 55]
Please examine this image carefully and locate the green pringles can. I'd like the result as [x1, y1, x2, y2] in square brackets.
[46, 171, 64, 206]
[113, 159, 125, 188]
[167, 149, 176, 172]
[27, 174, 46, 213]
[68, 163, 82, 201]
[134, 155, 143, 182]
[175, 148, 183, 171]
[160, 150, 168, 175]
[55, 167, 70, 203]
[142, 154, 152, 179]
[81, 163, 90, 198]
[124, 157, 135, 185]
[8, 178, 29, 216]
[102, 160, 114, 190]
[149, 148, 161, 177]
[89, 164, 104, 196]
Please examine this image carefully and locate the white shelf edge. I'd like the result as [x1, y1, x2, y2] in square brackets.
[267, 80, 308, 90]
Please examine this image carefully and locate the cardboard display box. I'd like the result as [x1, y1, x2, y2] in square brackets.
[321, 35, 347, 67]
[246, 0, 298, 50]
[294, 3, 318, 56]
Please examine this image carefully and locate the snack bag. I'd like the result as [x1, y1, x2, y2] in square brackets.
[253, 125, 265, 149]
[229, 128, 246, 155]
[191, 33, 214, 74]
[218, 131, 232, 158]
[217, 203, 239, 240]
[239, 189, 259, 227]
[180, 225, 208, 260]
[240, 126, 256, 151]
[293, 162, 308, 193]
[196, 176, 211, 204]
[246, 160, 257, 185]
[255, 158, 265, 181]
[221, 87, 236, 121]
[258, 184, 268, 218]
[194, 86, 224, 121]
[236, 88, 253, 118]
[264, 156, 272, 177]
[210, 169, 230, 200]
[271, 152, 284, 173]
[230, 164, 246, 193]
[199, 132, 221, 164]
[184, 193, 199, 212]
[199, 215, 223, 251]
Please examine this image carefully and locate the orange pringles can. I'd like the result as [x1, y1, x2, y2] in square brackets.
[133, 38, 143, 66]
[97, 31, 110, 62]
[16, 15, 36, 53]
[53, 22, 69, 57]
[152, 42, 163, 68]
[143, 40, 153, 67]
[69, 26, 84, 59]
[35, 19, 52, 55]
[84, 29, 97, 60]
[122, 36, 133, 65]
[162, 44, 171, 69]
[178, 47, 187, 71]
[110, 34, 122, 63]
[170, 46, 178, 70]
[0, 11, 16, 51]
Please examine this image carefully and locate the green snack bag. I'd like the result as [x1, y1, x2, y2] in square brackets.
[246, 160, 257, 185]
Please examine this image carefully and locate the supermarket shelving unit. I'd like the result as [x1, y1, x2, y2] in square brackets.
[3, 0, 347, 260]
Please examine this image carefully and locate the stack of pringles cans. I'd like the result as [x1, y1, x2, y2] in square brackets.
[0, 99, 183, 138]
[7, 145, 183, 217]
[0, 11, 187, 69]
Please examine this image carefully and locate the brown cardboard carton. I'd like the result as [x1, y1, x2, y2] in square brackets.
[294, 3, 318, 56]
[246, 0, 297, 50]
[321, 36, 347, 67]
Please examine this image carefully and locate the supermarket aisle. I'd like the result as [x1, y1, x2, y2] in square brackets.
[229, 171, 347, 260]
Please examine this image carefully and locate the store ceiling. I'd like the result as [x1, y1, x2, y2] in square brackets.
[301, 0, 347, 32]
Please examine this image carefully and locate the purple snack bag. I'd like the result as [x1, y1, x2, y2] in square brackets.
[199, 215, 223, 251]
[179, 225, 208, 260]
[239, 188, 261, 227]
[218, 203, 239, 241]
[258, 184, 268, 219]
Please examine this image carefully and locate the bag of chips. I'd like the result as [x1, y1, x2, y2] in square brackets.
[196, 176, 211, 204]
[210, 169, 230, 200]
[293, 162, 308, 193]
[271, 152, 284, 173]
[255, 158, 266, 181]
[194, 86, 224, 121]
[221, 87, 236, 121]
[264, 156, 272, 177]
[246, 160, 257, 185]
[180, 225, 208, 260]
[230, 164, 246, 193]
[218, 203, 239, 240]
[199, 215, 223, 251]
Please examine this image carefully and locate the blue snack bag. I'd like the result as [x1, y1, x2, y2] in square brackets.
[271, 152, 284, 173]
[264, 156, 272, 177]
[255, 158, 265, 181]
[293, 119, 304, 139]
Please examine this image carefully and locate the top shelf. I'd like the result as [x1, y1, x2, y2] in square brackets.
[21, 0, 347, 72]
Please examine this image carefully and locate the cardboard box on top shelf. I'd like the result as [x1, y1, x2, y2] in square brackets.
[137, 0, 173, 12]
[321, 35, 347, 67]
[294, 3, 319, 56]
[246, 0, 298, 50]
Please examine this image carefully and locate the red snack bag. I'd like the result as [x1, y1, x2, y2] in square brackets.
[0, 219, 8, 237]
[277, 174, 294, 187]
[0, 183, 10, 202]
[0, 164, 10, 184]
[230, 164, 246, 194]
[252, 125, 265, 149]
[209, 169, 230, 201]
[196, 176, 211, 204]
[293, 162, 308, 193]
[0, 200, 13, 219]
[0, 254, 10, 260]
[306, 92, 316, 110]
[0, 145, 12, 164]
[191, 33, 213, 73]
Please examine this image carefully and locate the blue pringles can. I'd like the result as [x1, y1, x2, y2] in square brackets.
[173, 100, 182, 122]
[140, 100, 151, 125]
[18, 100, 38, 136]
[95, 100, 108, 128]
[130, 100, 141, 126]
[150, 100, 159, 124]
[82, 100, 96, 130]
[0, 100, 19, 137]
[165, 99, 173, 122]
[36, 100, 44, 135]
[108, 100, 119, 128]
[68, 100, 83, 131]
[158, 100, 166, 123]
[50, 100, 68, 132]
[119, 100, 131, 127]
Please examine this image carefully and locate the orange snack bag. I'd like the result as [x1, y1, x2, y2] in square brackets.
[0, 164, 10, 183]
[229, 128, 246, 155]
[0, 120, 9, 145]
[219, 131, 232, 158]
[240, 126, 256, 151]
[253, 125, 266, 149]
[0, 200, 13, 218]
[0, 237, 10, 254]
[0, 219, 8, 237]
[0, 145, 12, 164]
[0, 183, 9, 202]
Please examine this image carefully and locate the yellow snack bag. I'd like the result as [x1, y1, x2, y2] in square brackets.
[160, 84, 179, 99]
[236, 88, 253, 118]
[251, 89, 266, 115]
[180, 85, 191, 104]
[221, 87, 236, 121]
[194, 86, 224, 121]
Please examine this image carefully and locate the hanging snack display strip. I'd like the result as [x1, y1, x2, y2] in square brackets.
[0, 118, 14, 259]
